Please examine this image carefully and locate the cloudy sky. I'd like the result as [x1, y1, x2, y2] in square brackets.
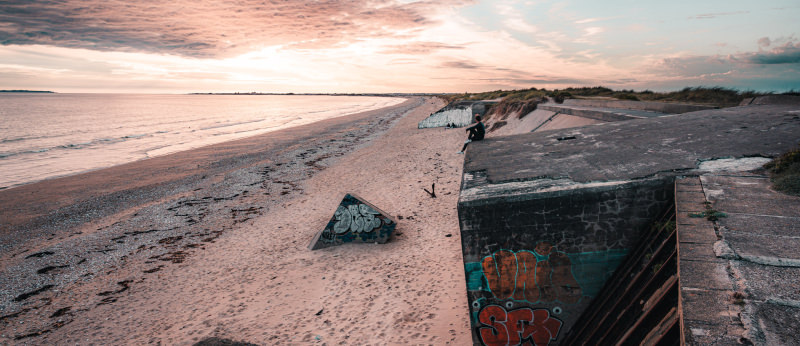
[1, 0, 798, 93]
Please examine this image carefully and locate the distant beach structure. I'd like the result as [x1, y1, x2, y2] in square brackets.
[418, 101, 490, 128]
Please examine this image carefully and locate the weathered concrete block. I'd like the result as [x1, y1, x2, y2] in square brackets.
[308, 193, 398, 250]
[459, 179, 673, 345]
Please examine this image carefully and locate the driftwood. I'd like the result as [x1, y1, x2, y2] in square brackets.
[423, 183, 436, 198]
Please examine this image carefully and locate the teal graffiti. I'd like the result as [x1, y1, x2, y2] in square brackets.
[465, 262, 488, 291]
[567, 249, 628, 298]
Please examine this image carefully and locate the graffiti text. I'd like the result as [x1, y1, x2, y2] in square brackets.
[477, 305, 562, 346]
[481, 244, 582, 304]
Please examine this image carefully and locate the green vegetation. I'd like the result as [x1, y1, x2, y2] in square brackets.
[764, 146, 800, 197]
[490, 98, 544, 120]
[440, 87, 549, 104]
[689, 201, 727, 221]
[439, 87, 547, 103]
[438, 88, 551, 122]
[688, 209, 727, 221]
[441, 86, 798, 108]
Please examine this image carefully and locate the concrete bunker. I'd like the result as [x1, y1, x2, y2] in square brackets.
[457, 96, 800, 344]
[460, 176, 673, 345]
[418, 101, 494, 129]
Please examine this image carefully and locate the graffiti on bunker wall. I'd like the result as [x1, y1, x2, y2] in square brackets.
[464, 241, 629, 344]
[481, 243, 582, 304]
[477, 305, 562, 346]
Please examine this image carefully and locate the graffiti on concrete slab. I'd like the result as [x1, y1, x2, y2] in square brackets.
[308, 193, 397, 250]
[481, 243, 582, 304]
[477, 305, 562, 346]
[332, 204, 383, 234]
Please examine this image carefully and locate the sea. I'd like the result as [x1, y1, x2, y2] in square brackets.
[0, 93, 405, 189]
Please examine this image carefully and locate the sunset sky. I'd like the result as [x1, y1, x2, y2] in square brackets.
[1, 0, 799, 93]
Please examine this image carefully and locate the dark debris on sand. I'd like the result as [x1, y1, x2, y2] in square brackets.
[194, 337, 260, 346]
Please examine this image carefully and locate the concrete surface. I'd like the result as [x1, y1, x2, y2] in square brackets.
[676, 173, 800, 345]
[539, 104, 666, 121]
[463, 103, 800, 189]
[458, 96, 800, 345]
[534, 113, 602, 132]
[562, 98, 715, 114]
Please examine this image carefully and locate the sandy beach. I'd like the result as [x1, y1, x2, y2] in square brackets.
[0, 96, 472, 344]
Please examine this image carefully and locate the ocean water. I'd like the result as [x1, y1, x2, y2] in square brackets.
[0, 93, 405, 189]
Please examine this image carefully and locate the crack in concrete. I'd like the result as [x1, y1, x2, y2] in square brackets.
[723, 212, 800, 219]
[721, 229, 800, 239]
[714, 239, 800, 267]
[686, 177, 756, 343]
[737, 255, 800, 268]
[765, 298, 800, 309]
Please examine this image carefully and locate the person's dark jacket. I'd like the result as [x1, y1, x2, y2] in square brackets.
[466, 121, 485, 140]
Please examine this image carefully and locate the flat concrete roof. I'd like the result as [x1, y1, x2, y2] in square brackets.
[540, 104, 668, 119]
[462, 101, 800, 204]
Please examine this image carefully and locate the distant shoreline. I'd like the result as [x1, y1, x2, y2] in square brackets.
[0, 90, 55, 93]
[189, 92, 445, 97]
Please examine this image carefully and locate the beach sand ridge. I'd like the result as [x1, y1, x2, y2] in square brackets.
[0, 97, 472, 345]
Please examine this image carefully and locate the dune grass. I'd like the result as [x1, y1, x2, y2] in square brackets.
[764, 147, 800, 196]
[441, 86, 798, 108]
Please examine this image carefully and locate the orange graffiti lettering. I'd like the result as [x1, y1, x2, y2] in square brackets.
[477, 305, 562, 346]
[481, 245, 582, 303]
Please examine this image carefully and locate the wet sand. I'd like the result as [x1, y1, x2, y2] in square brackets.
[0, 96, 472, 344]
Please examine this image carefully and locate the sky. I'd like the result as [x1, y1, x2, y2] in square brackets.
[0, 0, 799, 93]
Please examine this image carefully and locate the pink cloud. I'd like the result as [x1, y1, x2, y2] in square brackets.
[381, 41, 464, 55]
[0, 0, 470, 57]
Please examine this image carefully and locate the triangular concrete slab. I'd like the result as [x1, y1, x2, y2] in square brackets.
[308, 193, 398, 250]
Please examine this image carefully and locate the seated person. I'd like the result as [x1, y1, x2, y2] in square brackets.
[458, 114, 484, 153]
